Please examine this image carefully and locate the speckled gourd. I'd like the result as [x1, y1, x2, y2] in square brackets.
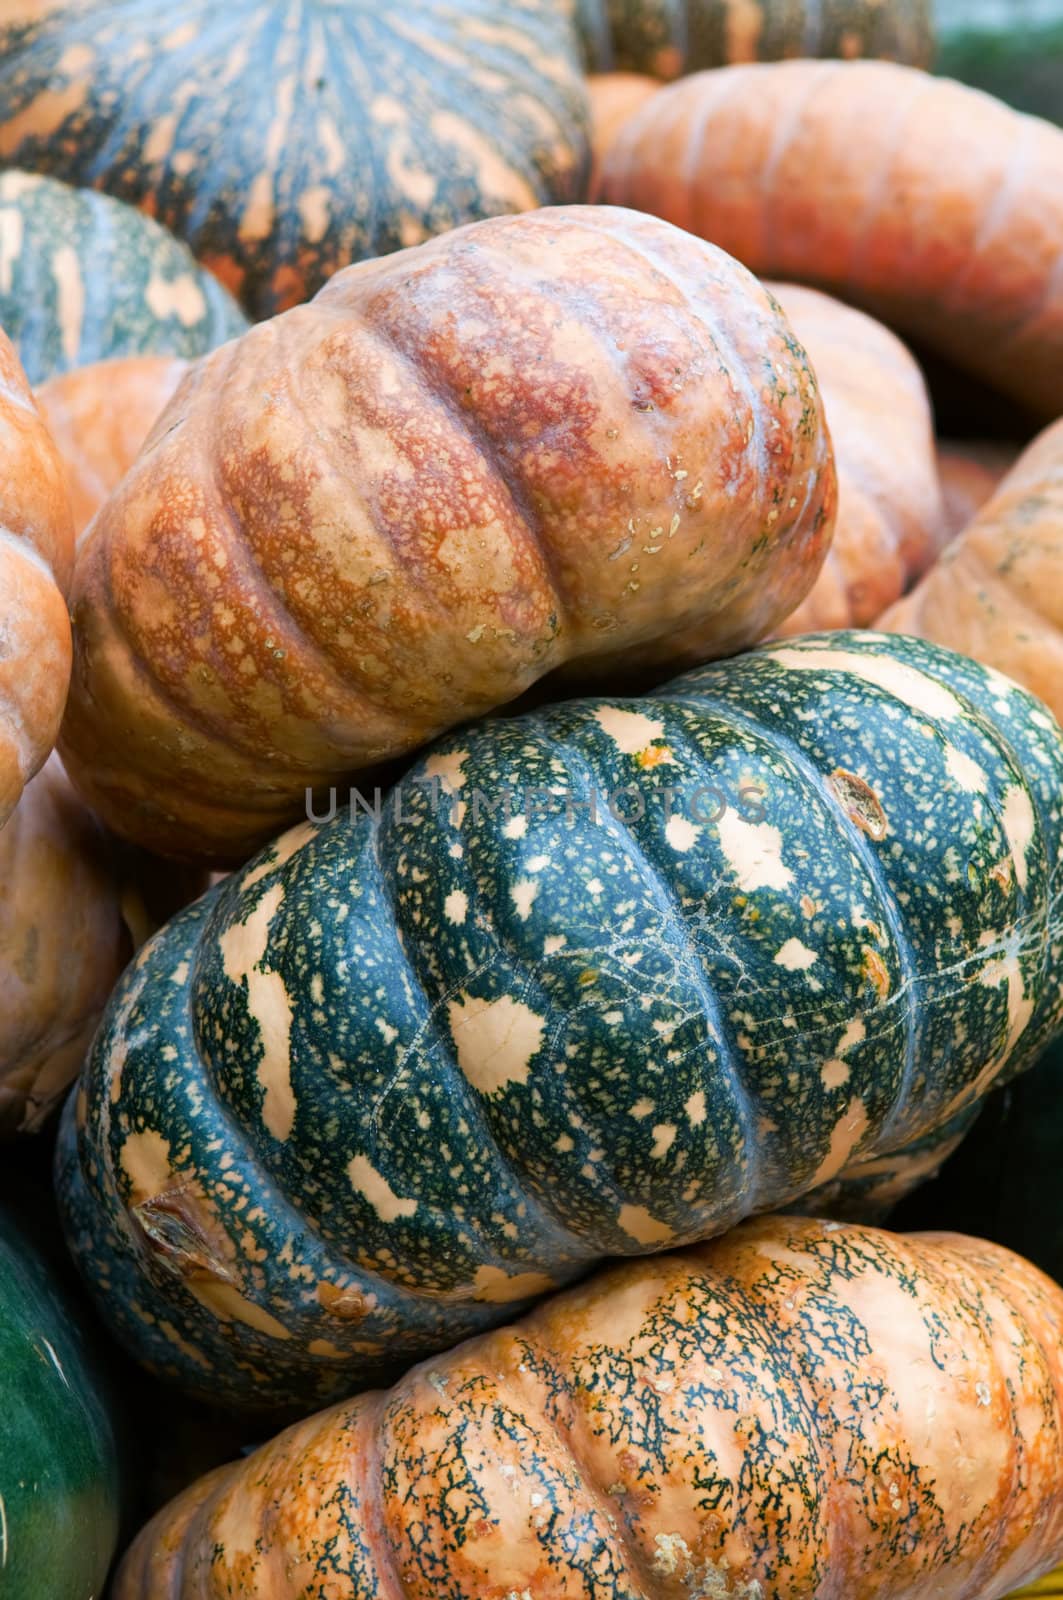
[58, 205, 836, 864]
[0, 1, 590, 319]
[768, 284, 944, 633]
[36, 355, 188, 535]
[57, 631, 1063, 1413]
[0, 325, 74, 825]
[597, 60, 1063, 420]
[880, 419, 1063, 730]
[113, 1215, 1063, 1600]
[575, 0, 934, 77]
[0, 171, 246, 383]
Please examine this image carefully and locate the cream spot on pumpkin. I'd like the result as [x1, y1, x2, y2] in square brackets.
[768, 645, 965, 721]
[810, 1096, 870, 1187]
[53, 244, 84, 363]
[145, 272, 208, 328]
[424, 749, 468, 794]
[471, 1265, 555, 1304]
[629, 1098, 655, 1120]
[618, 1204, 673, 1245]
[651, 1123, 676, 1159]
[158, 1320, 211, 1370]
[944, 745, 987, 794]
[665, 814, 700, 852]
[120, 1128, 172, 1203]
[347, 1155, 417, 1223]
[376, 1018, 398, 1045]
[594, 705, 667, 756]
[510, 879, 539, 921]
[685, 1090, 706, 1125]
[836, 1018, 866, 1054]
[308, 1338, 347, 1359]
[544, 934, 566, 955]
[717, 811, 792, 892]
[444, 889, 468, 925]
[821, 1060, 850, 1090]
[502, 814, 527, 840]
[774, 937, 817, 971]
[242, 819, 317, 890]
[190, 1280, 291, 1341]
[219, 885, 296, 1142]
[447, 993, 544, 1095]
[1001, 785, 1035, 892]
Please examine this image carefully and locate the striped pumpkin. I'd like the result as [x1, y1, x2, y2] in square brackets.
[57, 631, 1063, 1412]
[0, 1, 590, 319]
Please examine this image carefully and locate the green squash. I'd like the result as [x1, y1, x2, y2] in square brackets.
[0, 2, 589, 320]
[898, 1038, 1063, 1286]
[577, 0, 934, 76]
[0, 1200, 123, 1599]
[57, 631, 1063, 1414]
[935, 5, 1063, 126]
[0, 170, 247, 382]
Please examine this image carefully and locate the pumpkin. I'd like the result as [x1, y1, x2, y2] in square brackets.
[575, 0, 934, 77]
[937, 440, 1020, 544]
[597, 61, 1063, 421]
[768, 284, 944, 634]
[0, 325, 74, 826]
[0, 170, 246, 384]
[36, 356, 188, 536]
[880, 419, 1063, 729]
[56, 630, 1063, 1413]
[113, 1215, 1063, 1600]
[58, 205, 836, 865]
[0, 1201, 123, 1600]
[0, 2, 590, 321]
[587, 71, 658, 188]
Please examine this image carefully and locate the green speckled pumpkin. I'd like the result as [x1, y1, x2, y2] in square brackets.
[0, 2, 590, 320]
[57, 631, 1063, 1413]
[0, 171, 246, 382]
[575, 0, 934, 77]
[0, 1202, 123, 1600]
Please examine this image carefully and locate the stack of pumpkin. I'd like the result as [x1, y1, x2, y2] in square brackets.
[1, 4, 1063, 1598]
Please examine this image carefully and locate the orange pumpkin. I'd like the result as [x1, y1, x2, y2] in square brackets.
[769, 283, 943, 633]
[0, 328, 74, 824]
[114, 1216, 1063, 1600]
[586, 71, 658, 187]
[881, 419, 1063, 727]
[598, 61, 1063, 420]
[36, 356, 188, 537]
[59, 206, 836, 863]
[937, 441, 1020, 544]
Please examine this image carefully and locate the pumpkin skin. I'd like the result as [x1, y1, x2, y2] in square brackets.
[0, 1202, 123, 1600]
[0, 325, 74, 826]
[586, 71, 658, 188]
[597, 61, 1063, 421]
[113, 1215, 1063, 1600]
[768, 284, 944, 634]
[0, 170, 246, 383]
[58, 205, 836, 865]
[575, 0, 934, 77]
[0, 2, 590, 321]
[56, 630, 1063, 1413]
[936, 440, 1021, 544]
[881, 419, 1063, 729]
[37, 356, 188, 536]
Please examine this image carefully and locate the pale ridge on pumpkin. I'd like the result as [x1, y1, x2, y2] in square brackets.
[56, 632, 1063, 1412]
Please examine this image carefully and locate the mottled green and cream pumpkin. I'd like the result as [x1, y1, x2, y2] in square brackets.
[575, 0, 934, 77]
[57, 631, 1063, 1412]
[0, 1, 590, 319]
[0, 1202, 123, 1600]
[114, 1216, 1063, 1600]
[0, 171, 246, 382]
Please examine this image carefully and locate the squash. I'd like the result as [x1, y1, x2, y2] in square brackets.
[937, 441, 1020, 545]
[768, 284, 944, 633]
[880, 419, 1063, 728]
[587, 72, 658, 188]
[112, 1215, 1063, 1600]
[0, 325, 74, 826]
[36, 356, 188, 536]
[597, 61, 1063, 421]
[58, 205, 836, 864]
[56, 630, 1063, 1413]
[575, 0, 934, 77]
[0, 1201, 123, 1600]
[0, 171, 246, 384]
[0, 2, 590, 321]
